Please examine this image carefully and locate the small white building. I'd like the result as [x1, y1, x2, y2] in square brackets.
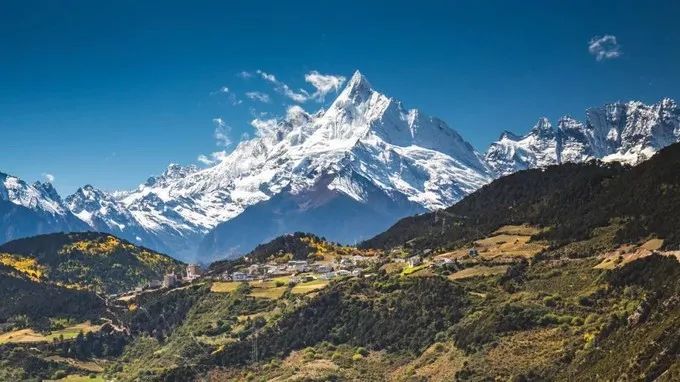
[287, 260, 309, 273]
[338, 258, 355, 269]
[232, 272, 250, 281]
[334, 269, 351, 277]
[315, 264, 333, 273]
[407, 255, 422, 267]
[186, 264, 202, 280]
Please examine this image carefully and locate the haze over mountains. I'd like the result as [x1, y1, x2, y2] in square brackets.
[2, 71, 679, 261]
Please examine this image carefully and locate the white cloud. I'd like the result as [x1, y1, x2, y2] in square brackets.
[588, 35, 621, 61]
[257, 70, 277, 83]
[256, 70, 310, 103]
[197, 154, 214, 165]
[197, 151, 229, 166]
[238, 71, 253, 79]
[251, 118, 278, 137]
[42, 173, 55, 183]
[231, 96, 243, 105]
[211, 85, 242, 105]
[245, 91, 271, 103]
[255, 69, 346, 103]
[304, 71, 346, 101]
[286, 105, 309, 120]
[212, 118, 232, 147]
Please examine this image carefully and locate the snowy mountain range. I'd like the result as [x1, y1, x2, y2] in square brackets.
[486, 98, 680, 176]
[0, 173, 89, 244]
[2, 71, 678, 261]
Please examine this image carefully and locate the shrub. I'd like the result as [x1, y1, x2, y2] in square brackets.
[543, 295, 559, 307]
[570, 317, 584, 326]
[578, 295, 594, 306]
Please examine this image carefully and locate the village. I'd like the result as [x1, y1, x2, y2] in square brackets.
[112, 225, 548, 302]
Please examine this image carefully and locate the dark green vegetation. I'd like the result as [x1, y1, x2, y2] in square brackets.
[363, 142, 680, 252]
[0, 231, 184, 294]
[0, 263, 104, 330]
[215, 277, 468, 366]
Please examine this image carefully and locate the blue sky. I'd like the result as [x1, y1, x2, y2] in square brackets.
[1, 0, 679, 194]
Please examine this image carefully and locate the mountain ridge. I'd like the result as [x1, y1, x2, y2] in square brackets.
[1, 71, 679, 261]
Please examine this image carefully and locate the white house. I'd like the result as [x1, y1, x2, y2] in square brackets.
[287, 260, 309, 273]
[407, 256, 422, 267]
[232, 272, 250, 281]
[315, 264, 333, 273]
[334, 269, 351, 277]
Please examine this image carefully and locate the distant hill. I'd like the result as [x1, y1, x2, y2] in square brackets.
[0, 232, 184, 294]
[362, 141, 680, 251]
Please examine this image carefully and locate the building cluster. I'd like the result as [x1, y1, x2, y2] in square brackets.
[221, 255, 376, 283]
[156, 264, 203, 289]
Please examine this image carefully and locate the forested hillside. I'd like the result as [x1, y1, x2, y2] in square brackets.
[0, 232, 184, 294]
[363, 142, 680, 252]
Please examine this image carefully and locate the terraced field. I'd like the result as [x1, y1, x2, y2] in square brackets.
[0, 321, 101, 344]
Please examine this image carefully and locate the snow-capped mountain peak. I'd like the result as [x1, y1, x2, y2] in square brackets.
[0, 173, 66, 215]
[56, 71, 492, 259]
[0, 172, 90, 244]
[531, 117, 553, 134]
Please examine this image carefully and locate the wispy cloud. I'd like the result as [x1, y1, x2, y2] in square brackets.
[212, 118, 232, 147]
[196, 119, 232, 166]
[197, 154, 215, 165]
[197, 151, 228, 166]
[255, 70, 346, 103]
[588, 35, 621, 61]
[245, 91, 271, 103]
[211, 86, 242, 105]
[238, 71, 253, 79]
[256, 70, 309, 103]
[42, 173, 55, 183]
[251, 118, 279, 137]
[304, 71, 346, 101]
